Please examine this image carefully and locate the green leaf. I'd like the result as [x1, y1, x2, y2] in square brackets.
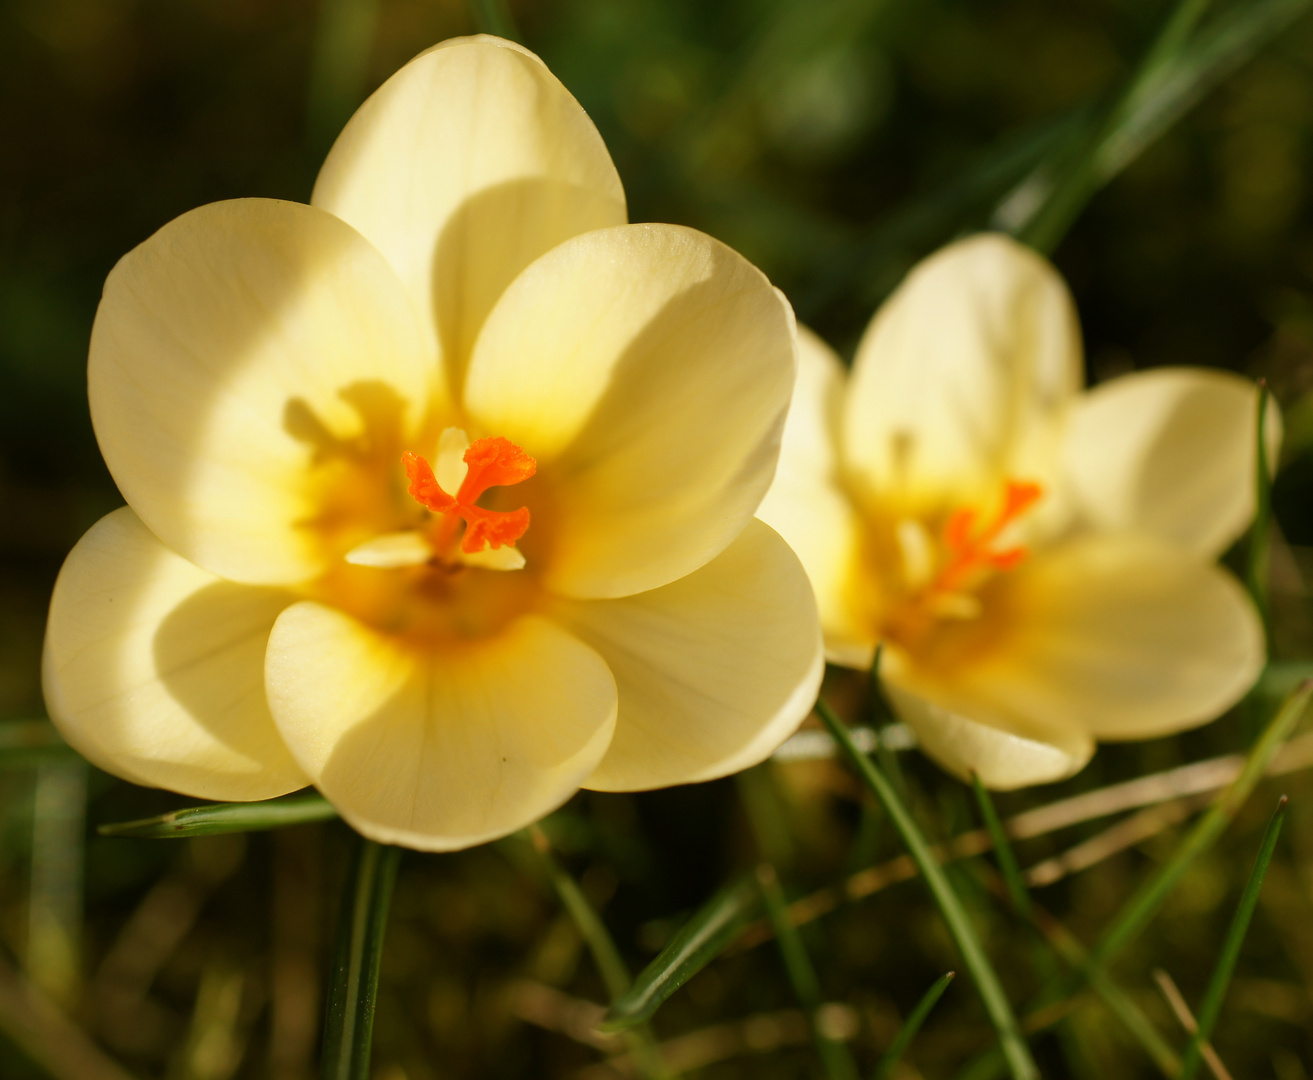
[1008, 0, 1311, 253]
[322, 836, 401, 1080]
[98, 791, 337, 838]
[816, 700, 1040, 1080]
[528, 828, 670, 1080]
[871, 971, 955, 1080]
[1088, 680, 1311, 971]
[601, 873, 761, 1033]
[1179, 796, 1289, 1080]
[757, 863, 860, 1080]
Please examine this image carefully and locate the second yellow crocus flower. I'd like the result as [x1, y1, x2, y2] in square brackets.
[759, 234, 1271, 788]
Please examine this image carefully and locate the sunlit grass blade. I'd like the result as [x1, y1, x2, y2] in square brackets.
[816, 699, 1039, 1080]
[1008, 0, 1310, 253]
[757, 863, 860, 1080]
[28, 760, 87, 1007]
[322, 836, 401, 1080]
[602, 873, 761, 1033]
[1088, 681, 1310, 971]
[1247, 382, 1274, 631]
[871, 970, 954, 1080]
[468, 0, 521, 41]
[528, 827, 671, 1080]
[1179, 796, 1288, 1080]
[98, 791, 337, 838]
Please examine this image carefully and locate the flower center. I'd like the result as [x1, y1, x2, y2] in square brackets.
[402, 435, 536, 555]
[879, 479, 1043, 650]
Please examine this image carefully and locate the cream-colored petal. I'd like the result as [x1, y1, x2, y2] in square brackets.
[313, 35, 626, 394]
[883, 682, 1094, 790]
[844, 234, 1082, 512]
[1062, 367, 1281, 557]
[756, 326, 873, 665]
[467, 224, 796, 598]
[555, 520, 823, 792]
[886, 534, 1263, 748]
[90, 198, 439, 585]
[265, 606, 617, 850]
[42, 508, 307, 800]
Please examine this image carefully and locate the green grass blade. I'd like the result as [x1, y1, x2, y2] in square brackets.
[322, 837, 401, 1080]
[1247, 382, 1274, 631]
[970, 775, 1031, 921]
[1179, 795, 1289, 1080]
[1088, 681, 1311, 971]
[98, 791, 338, 838]
[757, 863, 860, 1080]
[468, 0, 521, 41]
[529, 828, 671, 1080]
[1011, 0, 1310, 252]
[816, 700, 1039, 1080]
[871, 971, 955, 1080]
[601, 873, 761, 1033]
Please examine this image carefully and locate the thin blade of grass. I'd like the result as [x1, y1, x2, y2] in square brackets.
[816, 699, 1039, 1080]
[756, 863, 860, 1080]
[970, 775, 1031, 921]
[528, 828, 671, 1080]
[98, 792, 337, 838]
[871, 971, 955, 1080]
[1179, 796, 1289, 1080]
[1247, 383, 1274, 630]
[602, 874, 761, 1033]
[1009, 0, 1310, 252]
[468, 0, 521, 41]
[322, 837, 401, 1080]
[0, 719, 77, 769]
[1088, 681, 1311, 971]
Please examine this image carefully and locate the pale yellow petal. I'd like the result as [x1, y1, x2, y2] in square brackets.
[756, 326, 873, 665]
[1062, 367, 1281, 557]
[42, 508, 307, 800]
[844, 233, 1082, 512]
[883, 682, 1094, 790]
[265, 606, 617, 850]
[466, 224, 796, 598]
[89, 198, 439, 585]
[555, 520, 823, 792]
[313, 35, 626, 393]
[886, 534, 1263, 747]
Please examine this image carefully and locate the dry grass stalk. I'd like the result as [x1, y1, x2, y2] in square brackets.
[1151, 969, 1234, 1080]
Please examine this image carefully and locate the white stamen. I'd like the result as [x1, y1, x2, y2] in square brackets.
[344, 530, 433, 568]
[895, 518, 935, 591]
[435, 427, 470, 494]
[458, 545, 526, 572]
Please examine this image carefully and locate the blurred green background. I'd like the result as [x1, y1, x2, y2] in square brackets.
[7, 0, 1313, 1078]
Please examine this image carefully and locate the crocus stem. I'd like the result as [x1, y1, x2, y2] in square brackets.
[816, 699, 1039, 1080]
[322, 835, 401, 1080]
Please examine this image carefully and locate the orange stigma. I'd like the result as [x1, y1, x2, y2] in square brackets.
[402, 436, 537, 554]
[933, 479, 1043, 594]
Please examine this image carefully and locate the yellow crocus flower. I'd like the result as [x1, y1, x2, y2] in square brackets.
[42, 37, 823, 850]
[758, 233, 1270, 789]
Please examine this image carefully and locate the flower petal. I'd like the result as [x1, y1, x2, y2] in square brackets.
[886, 534, 1263, 748]
[312, 36, 626, 393]
[265, 606, 617, 850]
[756, 327, 874, 667]
[844, 234, 1082, 512]
[883, 682, 1094, 790]
[42, 508, 307, 800]
[466, 224, 796, 598]
[1062, 367, 1281, 557]
[555, 520, 823, 792]
[90, 198, 439, 585]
